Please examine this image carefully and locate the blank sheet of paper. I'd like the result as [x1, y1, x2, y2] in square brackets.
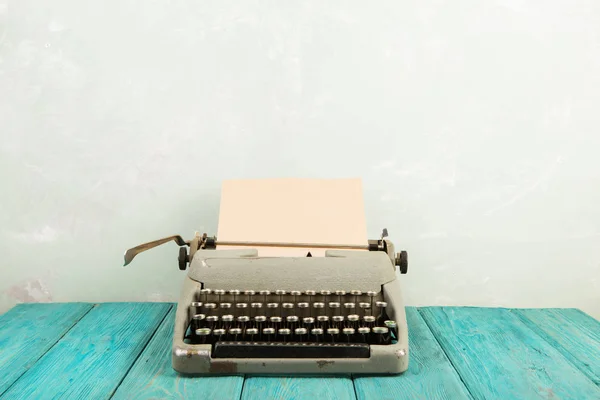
[217, 178, 367, 257]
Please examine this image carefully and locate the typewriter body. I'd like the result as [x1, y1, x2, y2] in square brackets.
[124, 231, 409, 375]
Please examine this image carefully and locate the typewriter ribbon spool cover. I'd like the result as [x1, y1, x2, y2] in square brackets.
[124, 178, 409, 375]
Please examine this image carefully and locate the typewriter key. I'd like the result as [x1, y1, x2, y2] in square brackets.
[327, 328, 339, 342]
[305, 290, 316, 304]
[311, 328, 324, 341]
[222, 315, 234, 322]
[220, 303, 232, 310]
[344, 303, 356, 311]
[297, 302, 309, 317]
[192, 314, 205, 330]
[384, 320, 397, 329]
[358, 326, 370, 341]
[332, 315, 344, 322]
[229, 290, 240, 303]
[196, 327, 211, 343]
[359, 302, 371, 316]
[244, 290, 255, 303]
[343, 328, 355, 341]
[286, 315, 299, 322]
[214, 289, 225, 303]
[213, 328, 226, 338]
[303, 317, 315, 325]
[229, 328, 242, 340]
[364, 315, 376, 327]
[189, 302, 203, 324]
[200, 289, 212, 302]
[347, 314, 360, 329]
[295, 327, 308, 340]
[350, 290, 362, 304]
[375, 301, 388, 319]
[266, 303, 279, 317]
[196, 327, 211, 335]
[246, 327, 258, 340]
[372, 326, 389, 344]
[206, 315, 219, 329]
[282, 303, 294, 309]
[254, 315, 267, 322]
[335, 290, 346, 303]
[236, 303, 248, 310]
[263, 327, 275, 341]
[259, 290, 271, 303]
[290, 291, 301, 302]
[275, 290, 286, 304]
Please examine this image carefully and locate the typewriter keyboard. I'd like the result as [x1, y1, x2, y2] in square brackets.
[185, 289, 397, 358]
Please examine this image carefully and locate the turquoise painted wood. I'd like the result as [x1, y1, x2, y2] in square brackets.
[112, 307, 245, 400]
[354, 307, 473, 400]
[0, 303, 92, 396]
[0, 302, 171, 400]
[241, 376, 357, 400]
[419, 307, 600, 400]
[512, 308, 600, 386]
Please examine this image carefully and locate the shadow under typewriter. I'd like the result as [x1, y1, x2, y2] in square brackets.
[125, 234, 409, 375]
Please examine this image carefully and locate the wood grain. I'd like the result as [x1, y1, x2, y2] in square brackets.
[513, 308, 600, 385]
[419, 307, 600, 399]
[112, 307, 244, 400]
[0, 302, 171, 400]
[242, 375, 357, 400]
[0, 303, 92, 396]
[353, 307, 473, 400]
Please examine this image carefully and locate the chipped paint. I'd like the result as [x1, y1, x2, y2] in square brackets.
[316, 360, 335, 369]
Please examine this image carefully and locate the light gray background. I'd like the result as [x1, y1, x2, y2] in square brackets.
[1, 1, 599, 318]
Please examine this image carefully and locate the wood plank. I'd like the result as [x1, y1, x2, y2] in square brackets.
[0, 303, 92, 396]
[241, 376, 357, 400]
[0, 302, 171, 400]
[419, 307, 600, 400]
[512, 308, 600, 385]
[112, 307, 244, 400]
[353, 307, 473, 400]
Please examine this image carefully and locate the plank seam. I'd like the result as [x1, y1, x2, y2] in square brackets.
[0, 303, 96, 399]
[417, 307, 476, 400]
[238, 373, 249, 400]
[108, 303, 174, 399]
[351, 375, 359, 400]
[511, 309, 599, 387]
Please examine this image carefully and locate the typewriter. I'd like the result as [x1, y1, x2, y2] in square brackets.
[124, 230, 409, 375]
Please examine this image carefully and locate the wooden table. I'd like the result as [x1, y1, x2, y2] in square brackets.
[0, 303, 598, 399]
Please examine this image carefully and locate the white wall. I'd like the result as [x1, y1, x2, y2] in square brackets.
[1, 1, 599, 318]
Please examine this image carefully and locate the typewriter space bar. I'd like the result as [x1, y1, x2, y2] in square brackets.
[213, 342, 370, 358]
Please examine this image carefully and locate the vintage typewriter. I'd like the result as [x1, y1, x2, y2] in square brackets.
[124, 229, 409, 375]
